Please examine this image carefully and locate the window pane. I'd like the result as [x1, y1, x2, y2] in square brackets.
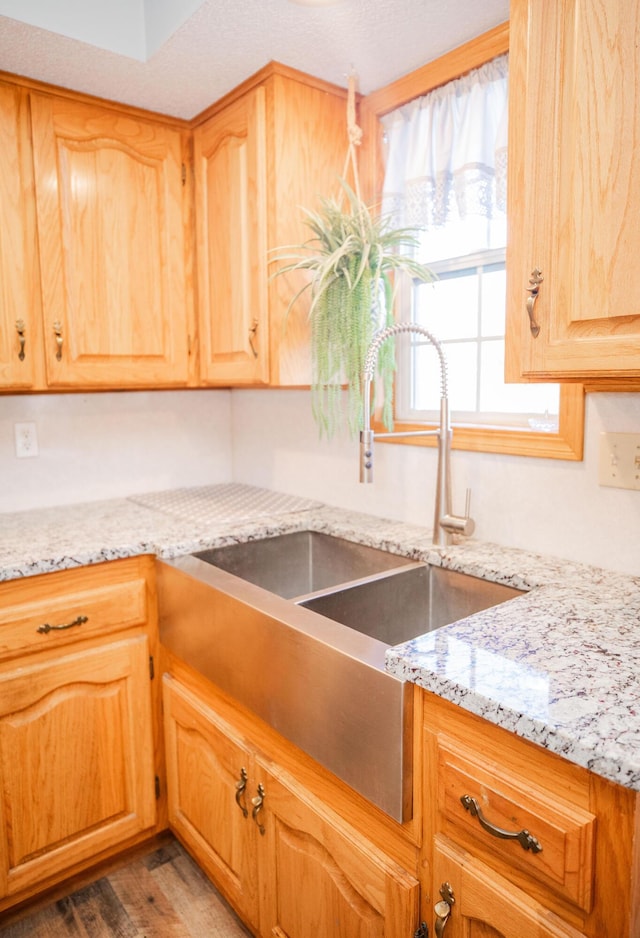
[413, 340, 478, 412]
[415, 275, 478, 339]
[480, 268, 506, 336]
[480, 340, 560, 419]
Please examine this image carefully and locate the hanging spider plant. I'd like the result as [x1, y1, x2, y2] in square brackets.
[271, 179, 434, 438]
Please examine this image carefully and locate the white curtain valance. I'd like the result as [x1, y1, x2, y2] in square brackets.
[381, 53, 508, 230]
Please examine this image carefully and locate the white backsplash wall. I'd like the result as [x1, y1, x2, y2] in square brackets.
[1, 389, 233, 513]
[2, 385, 639, 576]
[230, 389, 640, 576]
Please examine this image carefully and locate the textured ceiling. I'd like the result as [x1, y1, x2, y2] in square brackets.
[0, 0, 509, 119]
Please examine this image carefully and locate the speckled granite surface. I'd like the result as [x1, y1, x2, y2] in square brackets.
[1, 483, 639, 794]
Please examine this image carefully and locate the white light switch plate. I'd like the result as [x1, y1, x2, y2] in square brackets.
[598, 432, 640, 490]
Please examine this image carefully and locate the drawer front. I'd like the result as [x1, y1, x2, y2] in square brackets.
[436, 737, 595, 913]
[0, 561, 149, 659]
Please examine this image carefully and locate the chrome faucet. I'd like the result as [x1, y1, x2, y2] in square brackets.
[359, 322, 475, 546]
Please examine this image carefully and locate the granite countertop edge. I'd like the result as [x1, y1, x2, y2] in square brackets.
[2, 484, 639, 794]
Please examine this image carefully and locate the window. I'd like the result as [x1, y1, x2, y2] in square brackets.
[359, 25, 583, 460]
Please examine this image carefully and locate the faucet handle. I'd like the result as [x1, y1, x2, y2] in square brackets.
[441, 489, 475, 538]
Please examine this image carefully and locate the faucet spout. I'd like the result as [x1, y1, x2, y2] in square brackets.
[359, 322, 475, 546]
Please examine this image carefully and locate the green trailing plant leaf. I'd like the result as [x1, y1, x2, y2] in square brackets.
[271, 178, 434, 438]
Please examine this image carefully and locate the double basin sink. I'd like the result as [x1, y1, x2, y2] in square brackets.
[157, 530, 523, 822]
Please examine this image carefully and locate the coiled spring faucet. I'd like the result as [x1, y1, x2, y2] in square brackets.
[359, 322, 475, 547]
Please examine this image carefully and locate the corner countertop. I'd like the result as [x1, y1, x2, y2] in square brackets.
[2, 483, 639, 794]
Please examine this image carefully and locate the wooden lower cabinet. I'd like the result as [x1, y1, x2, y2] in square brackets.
[421, 691, 640, 938]
[162, 675, 420, 938]
[256, 760, 420, 938]
[0, 555, 162, 913]
[163, 674, 260, 931]
[0, 635, 157, 901]
[431, 838, 585, 938]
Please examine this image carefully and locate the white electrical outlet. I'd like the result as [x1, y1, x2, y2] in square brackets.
[598, 432, 640, 490]
[14, 422, 39, 458]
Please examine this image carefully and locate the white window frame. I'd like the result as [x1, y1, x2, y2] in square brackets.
[359, 23, 584, 460]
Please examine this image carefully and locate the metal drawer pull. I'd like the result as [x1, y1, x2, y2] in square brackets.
[53, 321, 63, 360]
[15, 320, 26, 361]
[434, 882, 455, 937]
[235, 767, 249, 817]
[251, 782, 266, 835]
[248, 318, 259, 358]
[37, 614, 88, 635]
[460, 794, 542, 853]
[525, 267, 543, 337]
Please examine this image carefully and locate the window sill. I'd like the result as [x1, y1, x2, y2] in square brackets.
[372, 384, 584, 460]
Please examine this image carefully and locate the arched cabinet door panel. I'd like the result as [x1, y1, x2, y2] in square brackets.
[30, 93, 190, 388]
[0, 636, 156, 899]
[193, 86, 269, 386]
[256, 758, 420, 938]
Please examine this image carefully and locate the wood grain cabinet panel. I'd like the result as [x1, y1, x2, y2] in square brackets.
[29, 93, 190, 388]
[163, 674, 421, 938]
[0, 556, 162, 914]
[431, 838, 586, 938]
[163, 675, 260, 932]
[0, 81, 44, 389]
[436, 738, 595, 913]
[421, 692, 640, 938]
[506, 0, 640, 381]
[193, 87, 269, 386]
[193, 65, 348, 388]
[256, 759, 420, 938]
[0, 636, 156, 899]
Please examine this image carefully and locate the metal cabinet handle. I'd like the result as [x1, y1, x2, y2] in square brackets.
[525, 268, 543, 337]
[248, 318, 259, 358]
[36, 614, 88, 635]
[251, 782, 266, 835]
[15, 320, 26, 361]
[434, 882, 455, 937]
[460, 794, 542, 853]
[53, 321, 63, 360]
[235, 767, 249, 818]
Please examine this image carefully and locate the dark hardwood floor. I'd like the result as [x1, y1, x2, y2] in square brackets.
[0, 836, 253, 937]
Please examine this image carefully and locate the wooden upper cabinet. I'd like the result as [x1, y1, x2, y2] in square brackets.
[506, 0, 640, 382]
[0, 82, 44, 389]
[29, 93, 190, 388]
[193, 65, 348, 387]
[194, 86, 269, 385]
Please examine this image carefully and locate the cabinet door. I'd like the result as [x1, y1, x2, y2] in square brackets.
[194, 86, 269, 385]
[506, 0, 640, 380]
[267, 73, 348, 387]
[431, 839, 586, 938]
[0, 82, 44, 389]
[256, 759, 420, 938]
[30, 93, 189, 388]
[162, 676, 259, 931]
[0, 636, 156, 899]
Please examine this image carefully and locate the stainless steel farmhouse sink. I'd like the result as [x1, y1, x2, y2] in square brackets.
[193, 531, 406, 599]
[157, 531, 524, 822]
[299, 563, 522, 645]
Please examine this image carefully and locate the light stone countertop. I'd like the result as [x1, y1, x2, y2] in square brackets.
[1, 483, 639, 794]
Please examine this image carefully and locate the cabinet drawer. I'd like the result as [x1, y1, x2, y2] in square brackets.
[436, 737, 595, 913]
[0, 559, 149, 659]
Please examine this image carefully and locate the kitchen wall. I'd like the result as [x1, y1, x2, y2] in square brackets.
[2, 387, 639, 576]
[230, 388, 640, 577]
[0, 389, 232, 513]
